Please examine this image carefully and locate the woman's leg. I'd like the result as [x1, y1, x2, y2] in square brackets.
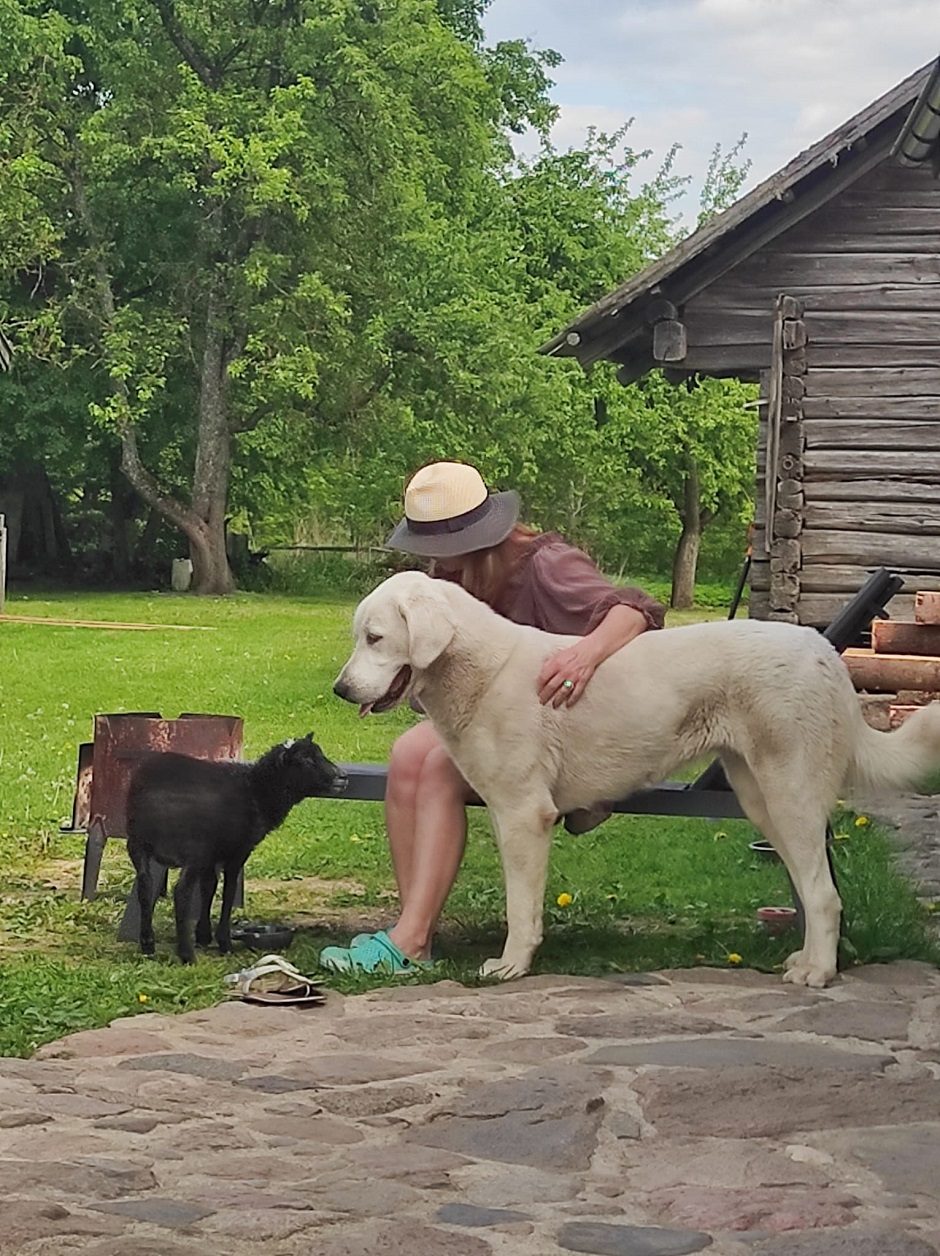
[384, 722, 473, 960]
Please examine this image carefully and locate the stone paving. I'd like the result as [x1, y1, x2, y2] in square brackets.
[1, 962, 940, 1255]
[852, 787, 940, 903]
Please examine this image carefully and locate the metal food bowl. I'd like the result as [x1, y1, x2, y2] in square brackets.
[230, 921, 296, 951]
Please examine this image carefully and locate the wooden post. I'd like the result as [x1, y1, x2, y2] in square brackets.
[768, 296, 805, 620]
[0, 513, 6, 614]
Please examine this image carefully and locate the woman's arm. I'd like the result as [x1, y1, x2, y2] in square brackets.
[538, 603, 650, 707]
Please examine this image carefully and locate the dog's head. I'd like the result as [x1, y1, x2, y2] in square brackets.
[333, 571, 456, 716]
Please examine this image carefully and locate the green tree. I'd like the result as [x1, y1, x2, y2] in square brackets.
[1, 0, 557, 591]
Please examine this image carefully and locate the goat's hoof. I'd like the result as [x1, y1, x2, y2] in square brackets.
[140, 944, 155, 958]
[177, 954, 195, 966]
[195, 933, 212, 948]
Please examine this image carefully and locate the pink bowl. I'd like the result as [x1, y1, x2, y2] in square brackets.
[757, 906, 799, 936]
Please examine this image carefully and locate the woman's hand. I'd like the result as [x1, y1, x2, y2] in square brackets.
[538, 640, 599, 708]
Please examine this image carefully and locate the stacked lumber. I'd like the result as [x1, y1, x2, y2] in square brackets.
[844, 592, 940, 732]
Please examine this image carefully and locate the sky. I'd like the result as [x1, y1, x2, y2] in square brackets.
[482, 0, 940, 226]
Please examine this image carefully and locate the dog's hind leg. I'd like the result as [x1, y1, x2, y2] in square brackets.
[723, 752, 840, 988]
[480, 799, 556, 981]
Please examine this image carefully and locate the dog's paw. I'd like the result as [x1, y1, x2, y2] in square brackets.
[479, 956, 528, 981]
[782, 954, 836, 988]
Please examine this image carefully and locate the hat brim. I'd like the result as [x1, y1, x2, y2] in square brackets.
[385, 490, 520, 558]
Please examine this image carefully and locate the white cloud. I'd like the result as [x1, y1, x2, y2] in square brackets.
[483, 0, 940, 225]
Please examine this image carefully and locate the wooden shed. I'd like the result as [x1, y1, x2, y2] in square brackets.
[543, 59, 940, 628]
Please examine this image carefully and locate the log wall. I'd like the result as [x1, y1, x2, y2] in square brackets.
[685, 158, 940, 627]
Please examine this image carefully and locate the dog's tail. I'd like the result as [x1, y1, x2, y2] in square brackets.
[848, 702, 940, 792]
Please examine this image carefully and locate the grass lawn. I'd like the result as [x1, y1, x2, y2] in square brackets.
[0, 585, 936, 1057]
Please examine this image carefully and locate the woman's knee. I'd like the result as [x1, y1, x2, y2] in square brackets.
[388, 724, 441, 799]
[420, 744, 472, 801]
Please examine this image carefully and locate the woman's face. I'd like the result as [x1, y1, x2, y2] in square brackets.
[432, 553, 469, 576]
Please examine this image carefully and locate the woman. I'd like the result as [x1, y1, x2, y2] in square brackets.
[320, 461, 665, 974]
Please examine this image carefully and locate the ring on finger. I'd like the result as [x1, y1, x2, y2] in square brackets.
[561, 679, 574, 690]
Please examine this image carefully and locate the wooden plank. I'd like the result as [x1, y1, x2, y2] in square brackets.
[837, 191, 940, 209]
[701, 283, 940, 313]
[806, 451, 940, 478]
[765, 233, 940, 254]
[843, 648, 940, 693]
[916, 591, 940, 624]
[734, 253, 940, 288]
[798, 564, 940, 594]
[804, 396, 940, 419]
[805, 480, 940, 503]
[797, 593, 914, 627]
[805, 367, 940, 396]
[804, 420, 940, 450]
[872, 621, 940, 655]
[796, 206, 940, 233]
[684, 310, 771, 346]
[806, 311, 940, 344]
[801, 528, 940, 569]
[807, 345, 940, 368]
[804, 500, 940, 535]
[680, 344, 771, 372]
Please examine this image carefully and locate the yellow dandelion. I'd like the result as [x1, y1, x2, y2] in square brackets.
[727, 952, 743, 966]
[349, 834, 362, 844]
[556, 892, 573, 908]
[137, 993, 149, 1004]
[854, 815, 871, 828]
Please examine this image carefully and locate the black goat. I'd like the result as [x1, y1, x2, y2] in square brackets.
[126, 733, 345, 963]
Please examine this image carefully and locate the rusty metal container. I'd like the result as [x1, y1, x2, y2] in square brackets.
[77, 712, 243, 900]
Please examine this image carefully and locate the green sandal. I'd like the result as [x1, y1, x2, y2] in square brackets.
[319, 930, 432, 975]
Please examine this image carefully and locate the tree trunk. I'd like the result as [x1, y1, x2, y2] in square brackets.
[109, 448, 132, 582]
[72, 157, 237, 595]
[671, 465, 701, 610]
[188, 283, 235, 595]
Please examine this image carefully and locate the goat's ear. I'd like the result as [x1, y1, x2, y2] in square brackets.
[304, 730, 315, 743]
[399, 589, 455, 671]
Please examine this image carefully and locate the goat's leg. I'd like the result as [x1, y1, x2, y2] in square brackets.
[128, 840, 156, 957]
[173, 866, 202, 964]
[215, 859, 244, 955]
[195, 867, 218, 948]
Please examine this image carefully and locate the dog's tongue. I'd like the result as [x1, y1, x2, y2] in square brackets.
[358, 702, 374, 718]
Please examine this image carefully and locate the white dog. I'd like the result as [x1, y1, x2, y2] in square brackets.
[334, 571, 940, 986]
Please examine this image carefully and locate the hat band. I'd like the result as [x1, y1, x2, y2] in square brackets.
[405, 496, 493, 536]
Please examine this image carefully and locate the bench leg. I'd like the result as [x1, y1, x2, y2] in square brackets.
[81, 818, 108, 902]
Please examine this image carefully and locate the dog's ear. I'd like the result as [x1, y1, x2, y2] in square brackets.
[399, 589, 455, 671]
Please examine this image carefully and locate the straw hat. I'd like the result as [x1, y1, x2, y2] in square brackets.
[385, 462, 520, 558]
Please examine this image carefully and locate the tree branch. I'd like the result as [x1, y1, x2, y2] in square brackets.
[149, 0, 217, 88]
